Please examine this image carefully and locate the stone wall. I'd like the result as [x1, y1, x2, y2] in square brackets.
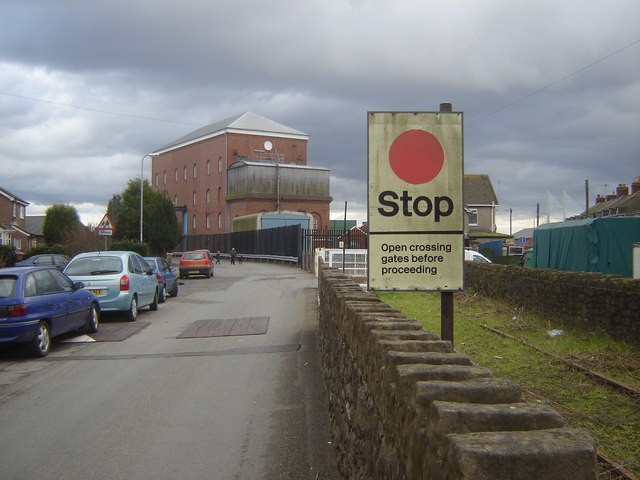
[465, 263, 640, 346]
[317, 266, 597, 480]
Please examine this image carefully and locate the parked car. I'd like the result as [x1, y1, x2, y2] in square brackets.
[64, 251, 158, 321]
[179, 250, 214, 278]
[144, 256, 178, 302]
[15, 254, 70, 270]
[0, 266, 100, 357]
[464, 249, 492, 263]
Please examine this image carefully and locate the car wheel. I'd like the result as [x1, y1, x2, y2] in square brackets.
[29, 321, 51, 357]
[158, 285, 167, 303]
[169, 281, 179, 297]
[126, 296, 138, 322]
[86, 303, 99, 333]
[149, 290, 159, 311]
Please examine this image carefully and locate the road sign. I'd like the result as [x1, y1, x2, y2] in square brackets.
[97, 214, 115, 231]
[368, 111, 464, 291]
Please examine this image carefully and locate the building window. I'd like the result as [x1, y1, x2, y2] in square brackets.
[206, 189, 210, 204]
[192, 191, 197, 206]
[173, 195, 178, 205]
[218, 157, 223, 173]
[468, 208, 478, 226]
[217, 213, 222, 229]
[193, 163, 197, 178]
[183, 166, 187, 180]
[163, 171, 167, 185]
[207, 159, 211, 175]
[174, 168, 178, 182]
[154, 174, 159, 186]
[206, 214, 211, 229]
[217, 187, 222, 203]
[192, 215, 196, 230]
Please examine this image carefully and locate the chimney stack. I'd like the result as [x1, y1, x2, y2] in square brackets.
[632, 176, 640, 194]
[616, 184, 629, 196]
[595, 194, 606, 204]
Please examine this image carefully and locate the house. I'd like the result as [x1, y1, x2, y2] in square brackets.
[464, 174, 507, 246]
[573, 177, 640, 219]
[150, 112, 332, 236]
[0, 186, 31, 253]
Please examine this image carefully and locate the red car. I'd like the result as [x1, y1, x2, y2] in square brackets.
[179, 250, 214, 278]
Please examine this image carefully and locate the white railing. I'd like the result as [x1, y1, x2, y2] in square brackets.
[315, 248, 367, 278]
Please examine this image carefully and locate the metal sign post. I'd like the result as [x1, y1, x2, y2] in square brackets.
[96, 214, 115, 251]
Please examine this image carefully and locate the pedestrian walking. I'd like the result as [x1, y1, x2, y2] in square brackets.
[230, 248, 237, 265]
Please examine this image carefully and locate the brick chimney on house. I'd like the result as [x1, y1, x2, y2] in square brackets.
[616, 184, 629, 196]
[595, 194, 606, 204]
[632, 176, 640, 194]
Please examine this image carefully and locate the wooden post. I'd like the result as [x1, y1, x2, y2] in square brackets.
[441, 291, 454, 345]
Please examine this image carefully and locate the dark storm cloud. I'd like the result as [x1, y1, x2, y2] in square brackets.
[0, 0, 638, 229]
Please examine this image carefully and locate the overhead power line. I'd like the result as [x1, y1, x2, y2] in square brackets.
[0, 91, 203, 127]
[468, 38, 640, 125]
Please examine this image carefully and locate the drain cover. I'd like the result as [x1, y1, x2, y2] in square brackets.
[178, 317, 269, 338]
[89, 322, 150, 342]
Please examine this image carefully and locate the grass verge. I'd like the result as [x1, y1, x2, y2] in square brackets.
[376, 289, 640, 477]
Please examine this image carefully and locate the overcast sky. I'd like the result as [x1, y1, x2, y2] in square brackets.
[1, 0, 638, 234]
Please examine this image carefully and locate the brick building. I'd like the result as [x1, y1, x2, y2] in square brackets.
[150, 112, 332, 235]
[0, 186, 31, 253]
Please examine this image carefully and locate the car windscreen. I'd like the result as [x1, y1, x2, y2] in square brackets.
[145, 259, 158, 270]
[65, 256, 124, 276]
[183, 253, 205, 260]
[0, 276, 17, 298]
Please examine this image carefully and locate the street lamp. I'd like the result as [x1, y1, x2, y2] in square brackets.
[140, 153, 157, 243]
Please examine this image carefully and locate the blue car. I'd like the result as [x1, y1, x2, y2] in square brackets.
[0, 266, 100, 357]
[64, 251, 159, 321]
[15, 254, 70, 271]
[144, 257, 179, 302]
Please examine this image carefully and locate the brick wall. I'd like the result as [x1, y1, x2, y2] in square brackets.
[465, 263, 640, 346]
[317, 266, 597, 479]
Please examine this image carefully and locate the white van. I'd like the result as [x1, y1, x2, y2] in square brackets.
[464, 249, 492, 263]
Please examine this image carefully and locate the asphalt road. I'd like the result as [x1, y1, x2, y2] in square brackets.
[0, 261, 340, 480]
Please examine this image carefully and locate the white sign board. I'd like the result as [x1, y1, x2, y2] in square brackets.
[368, 111, 464, 291]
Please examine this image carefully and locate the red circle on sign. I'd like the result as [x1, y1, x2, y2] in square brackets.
[388, 130, 444, 184]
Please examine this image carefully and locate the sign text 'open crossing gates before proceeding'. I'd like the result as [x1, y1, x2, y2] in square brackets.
[368, 111, 464, 291]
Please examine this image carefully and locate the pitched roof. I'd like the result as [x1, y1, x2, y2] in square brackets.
[0, 186, 29, 205]
[25, 215, 46, 236]
[464, 174, 498, 206]
[152, 112, 309, 154]
[583, 192, 640, 218]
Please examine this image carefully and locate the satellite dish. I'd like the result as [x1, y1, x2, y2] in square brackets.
[264, 140, 273, 151]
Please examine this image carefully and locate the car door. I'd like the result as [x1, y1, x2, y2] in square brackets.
[49, 269, 87, 329]
[129, 254, 154, 306]
[31, 269, 70, 336]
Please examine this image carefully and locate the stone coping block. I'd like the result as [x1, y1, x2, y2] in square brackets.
[414, 378, 522, 408]
[386, 351, 472, 367]
[378, 340, 453, 353]
[370, 329, 441, 341]
[362, 320, 424, 331]
[442, 428, 597, 480]
[397, 364, 493, 383]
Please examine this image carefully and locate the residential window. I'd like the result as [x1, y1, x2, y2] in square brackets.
[468, 209, 478, 226]
[206, 214, 211, 229]
[207, 159, 211, 175]
[218, 157, 223, 173]
[192, 191, 197, 206]
[183, 166, 187, 180]
[174, 168, 178, 182]
[206, 189, 210, 204]
[217, 213, 222, 229]
[163, 171, 167, 185]
[154, 173, 159, 186]
[193, 163, 197, 178]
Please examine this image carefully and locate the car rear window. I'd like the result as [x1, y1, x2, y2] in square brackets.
[65, 256, 124, 276]
[183, 253, 205, 260]
[0, 276, 17, 298]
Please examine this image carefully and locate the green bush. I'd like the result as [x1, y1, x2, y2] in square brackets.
[110, 240, 149, 256]
[22, 244, 65, 259]
[0, 244, 17, 267]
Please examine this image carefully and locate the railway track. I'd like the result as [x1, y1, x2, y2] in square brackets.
[460, 314, 639, 479]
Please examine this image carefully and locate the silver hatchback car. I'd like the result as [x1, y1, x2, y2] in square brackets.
[64, 251, 159, 321]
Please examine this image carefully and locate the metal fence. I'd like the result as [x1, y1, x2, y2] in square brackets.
[184, 226, 369, 267]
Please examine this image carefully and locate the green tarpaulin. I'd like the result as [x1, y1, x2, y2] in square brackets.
[533, 217, 640, 278]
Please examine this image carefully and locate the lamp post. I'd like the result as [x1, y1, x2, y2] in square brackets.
[140, 153, 156, 243]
